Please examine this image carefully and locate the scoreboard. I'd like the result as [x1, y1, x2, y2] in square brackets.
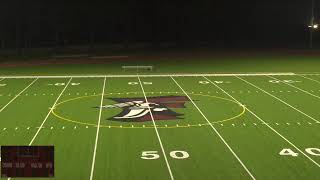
[1, 146, 54, 178]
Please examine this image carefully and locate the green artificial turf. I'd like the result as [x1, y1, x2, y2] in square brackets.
[0, 54, 320, 76]
[0, 73, 319, 180]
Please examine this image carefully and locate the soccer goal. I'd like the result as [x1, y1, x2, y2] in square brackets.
[122, 65, 153, 72]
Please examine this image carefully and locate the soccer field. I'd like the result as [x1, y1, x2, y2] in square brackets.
[0, 72, 320, 180]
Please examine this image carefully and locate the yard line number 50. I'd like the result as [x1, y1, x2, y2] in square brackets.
[141, 150, 189, 160]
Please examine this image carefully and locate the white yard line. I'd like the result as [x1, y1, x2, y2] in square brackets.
[28, 78, 73, 145]
[0, 78, 38, 113]
[171, 76, 256, 180]
[138, 76, 174, 180]
[236, 76, 320, 123]
[89, 77, 107, 180]
[203, 76, 320, 168]
[267, 75, 320, 100]
[7, 78, 72, 180]
[297, 74, 320, 85]
[0, 72, 295, 79]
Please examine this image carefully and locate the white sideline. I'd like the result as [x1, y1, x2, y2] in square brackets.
[203, 76, 320, 168]
[89, 77, 107, 180]
[138, 76, 174, 180]
[236, 76, 320, 123]
[0, 73, 295, 79]
[171, 76, 256, 180]
[267, 75, 320, 100]
[29, 78, 73, 145]
[0, 78, 38, 113]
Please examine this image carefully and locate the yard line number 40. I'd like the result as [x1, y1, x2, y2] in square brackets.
[280, 148, 320, 157]
[141, 150, 189, 160]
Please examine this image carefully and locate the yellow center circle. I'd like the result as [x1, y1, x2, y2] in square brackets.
[51, 92, 246, 129]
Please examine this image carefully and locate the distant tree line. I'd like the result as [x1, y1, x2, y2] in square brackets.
[0, 1, 314, 50]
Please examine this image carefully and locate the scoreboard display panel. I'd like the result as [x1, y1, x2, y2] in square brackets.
[1, 146, 54, 178]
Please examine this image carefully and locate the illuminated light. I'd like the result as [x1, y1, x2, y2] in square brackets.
[313, 24, 319, 29]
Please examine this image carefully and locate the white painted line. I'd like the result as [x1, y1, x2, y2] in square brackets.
[268, 76, 320, 100]
[236, 76, 320, 123]
[28, 78, 72, 145]
[5, 78, 71, 180]
[0, 78, 5, 82]
[203, 76, 320, 168]
[172, 76, 255, 180]
[89, 77, 107, 180]
[0, 73, 295, 79]
[0, 78, 38, 113]
[298, 75, 320, 85]
[138, 76, 174, 180]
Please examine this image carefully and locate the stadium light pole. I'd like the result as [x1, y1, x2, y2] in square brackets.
[308, 0, 318, 48]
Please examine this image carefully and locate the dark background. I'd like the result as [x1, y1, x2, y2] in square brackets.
[0, 0, 316, 49]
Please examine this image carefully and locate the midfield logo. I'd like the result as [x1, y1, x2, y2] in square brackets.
[98, 96, 189, 122]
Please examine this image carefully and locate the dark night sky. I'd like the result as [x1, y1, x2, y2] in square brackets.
[0, 0, 315, 48]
